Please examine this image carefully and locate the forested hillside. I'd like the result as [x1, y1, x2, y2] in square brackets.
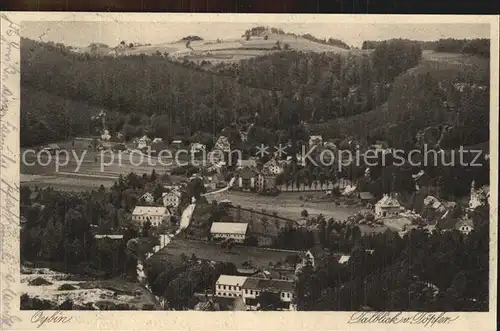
[363, 38, 490, 58]
[22, 38, 420, 146]
[21, 36, 489, 151]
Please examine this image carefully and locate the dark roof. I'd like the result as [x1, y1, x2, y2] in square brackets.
[236, 268, 259, 275]
[436, 217, 459, 230]
[242, 277, 295, 292]
[359, 192, 375, 200]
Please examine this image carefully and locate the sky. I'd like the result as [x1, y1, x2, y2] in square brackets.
[22, 21, 490, 48]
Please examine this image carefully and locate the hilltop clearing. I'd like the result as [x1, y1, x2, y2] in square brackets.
[70, 31, 354, 64]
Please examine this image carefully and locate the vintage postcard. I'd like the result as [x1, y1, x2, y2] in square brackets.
[1, 12, 498, 331]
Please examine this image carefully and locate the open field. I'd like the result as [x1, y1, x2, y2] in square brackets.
[153, 238, 301, 269]
[20, 138, 181, 190]
[72, 34, 354, 65]
[209, 190, 365, 221]
[422, 50, 489, 67]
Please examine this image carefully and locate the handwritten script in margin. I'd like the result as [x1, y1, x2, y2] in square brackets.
[1, 13, 22, 328]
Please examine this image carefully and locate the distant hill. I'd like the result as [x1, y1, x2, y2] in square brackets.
[66, 26, 354, 63]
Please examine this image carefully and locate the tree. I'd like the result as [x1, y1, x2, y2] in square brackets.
[256, 291, 282, 310]
[301, 209, 309, 218]
[142, 220, 152, 237]
[243, 235, 258, 247]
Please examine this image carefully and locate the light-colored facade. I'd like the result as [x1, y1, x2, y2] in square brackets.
[375, 195, 404, 217]
[210, 222, 248, 243]
[455, 218, 474, 235]
[241, 277, 295, 308]
[214, 136, 231, 153]
[263, 159, 283, 175]
[163, 191, 181, 208]
[215, 275, 248, 298]
[214, 275, 295, 310]
[137, 135, 151, 149]
[309, 135, 323, 147]
[190, 143, 206, 154]
[131, 206, 169, 226]
[140, 192, 155, 204]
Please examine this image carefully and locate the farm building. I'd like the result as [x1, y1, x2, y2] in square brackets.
[210, 222, 249, 243]
[242, 277, 295, 309]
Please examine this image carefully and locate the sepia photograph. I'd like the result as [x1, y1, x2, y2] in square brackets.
[1, 12, 498, 331]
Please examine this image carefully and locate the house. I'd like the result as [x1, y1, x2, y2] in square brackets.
[237, 159, 257, 169]
[137, 135, 151, 149]
[412, 170, 430, 190]
[359, 192, 375, 204]
[309, 135, 323, 147]
[140, 192, 155, 204]
[423, 196, 447, 214]
[241, 277, 295, 309]
[210, 222, 248, 243]
[171, 140, 183, 149]
[237, 167, 258, 189]
[152, 137, 163, 144]
[215, 275, 248, 298]
[42, 143, 61, 154]
[371, 140, 389, 151]
[131, 206, 169, 226]
[163, 190, 181, 209]
[338, 255, 351, 264]
[253, 269, 294, 282]
[94, 234, 124, 240]
[150, 141, 166, 155]
[375, 194, 404, 217]
[469, 181, 490, 211]
[214, 136, 231, 153]
[455, 217, 474, 235]
[263, 158, 283, 175]
[240, 131, 248, 142]
[256, 173, 277, 191]
[323, 141, 337, 150]
[190, 143, 206, 154]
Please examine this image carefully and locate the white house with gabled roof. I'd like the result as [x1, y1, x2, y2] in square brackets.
[210, 222, 248, 243]
[215, 275, 248, 298]
[132, 206, 169, 226]
[375, 194, 404, 217]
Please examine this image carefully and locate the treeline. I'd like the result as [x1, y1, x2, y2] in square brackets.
[243, 26, 350, 49]
[363, 38, 490, 58]
[435, 38, 490, 58]
[145, 255, 237, 309]
[300, 33, 351, 49]
[296, 203, 489, 311]
[362, 38, 438, 51]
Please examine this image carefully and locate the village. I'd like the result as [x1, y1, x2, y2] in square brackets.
[18, 21, 492, 313]
[26, 122, 488, 311]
